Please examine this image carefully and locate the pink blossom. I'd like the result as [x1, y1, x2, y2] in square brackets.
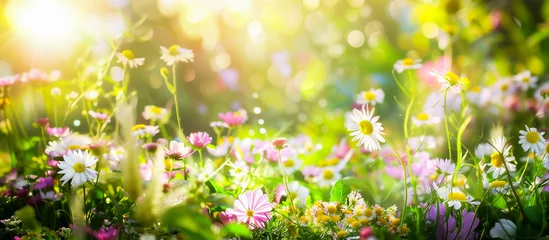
[218, 211, 237, 225]
[0, 74, 19, 87]
[89, 111, 111, 123]
[417, 56, 450, 89]
[36, 118, 49, 127]
[218, 109, 247, 127]
[164, 141, 194, 160]
[271, 138, 288, 150]
[92, 226, 119, 240]
[45, 124, 71, 138]
[331, 140, 350, 159]
[227, 189, 273, 229]
[187, 132, 212, 149]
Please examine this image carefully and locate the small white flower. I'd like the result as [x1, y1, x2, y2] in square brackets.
[314, 167, 341, 187]
[84, 90, 99, 101]
[50, 87, 61, 96]
[490, 219, 517, 240]
[518, 125, 546, 154]
[514, 70, 537, 90]
[393, 58, 422, 73]
[412, 111, 440, 126]
[110, 66, 124, 82]
[347, 105, 385, 152]
[474, 143, 493, 159]
[430, 69, 462, 93]
[486, 137, 516, 179]
[433, 158, 455, 175]
[142, 105, 169, 123]
[66, 91, 79, 100]
[433, 183, 479, 210]
[160, 45, 194, 66]
[229, 160, 249, 179]
[356, 88, 385, 106]
[116, 50, 145, 68]
[281, 181, 310, 207]
[57, 150, 98, 187]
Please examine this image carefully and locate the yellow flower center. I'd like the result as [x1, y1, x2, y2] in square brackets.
[322, 170, 334, 180]
[151, 106, 163, 115]
[522, 77, 530, 83]
[455, 177, 466, 187]
[235, 168, 242, 173]
[351, 220, 361, 228]
[337, 230, 347, 238]
[327, 205, 337, 214]
[501, 83, 509, 91]
[363, 92, 376, 101]
[72, 162, 86, 173]
[132, 124, 146, 131]
[447, 191, 466, 201]
[364, 208, 374, 217]
[375, 207, 383, 216]
[121, 50, 135, 60]
[359, 120, 374, 135]
[528, 152, 536, 159]
[471, 86, 481, 93]
[445, 72, 460, 86]
[246, 209, 254, 217]
[401, 225, 409, 235]
[168, 45, 181, 56]
[545, 143, 549, 153]
[491, 152, 504, 168]
[401, 58, 415, 66]
[416, 112, 430, 121]
[526, 131, 540, 144]
[164, 159, 173, 169]
[490, 180, 507, 188]
[283, 159, 295, 167]
[391, 218, 400, 226]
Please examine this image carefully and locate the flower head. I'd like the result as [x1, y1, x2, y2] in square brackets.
[0, 74, 19, 87]
[187, 132, 212, 149]
[116, 50, 145, 68]
[218, 109, 248, 127]
[57, 150, 98, 187]
[518, 125, 546, 154]
[433, 158, 455, 175]
[271, 138, 288, 150]
[142, 105, 168, 123]
[433, 183, 479, 210]
[347, 105, 385, 152]
[490, 219, 516, 240]
[430, 69, 462, 93]
[131, 124, 159, 139]
[356, 88, 385, 106]
[227, 189, 273, 229]
[160, 45, 194, 66]
[165, 140, 194, 160]
[486, 137, 516, 178]
[89, 110, 110, 123]
[46, 124, 71, 138]
[514, 70, 537, 90]
[394, 58, 422, 73]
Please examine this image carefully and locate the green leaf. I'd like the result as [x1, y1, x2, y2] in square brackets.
[161, 204, 216, 240]
[222, 223, 252, 238]
[15, 206, 41, 233]
[524, 205, 543, 228]
[330, 179, 351, 203]
[206, 180, 225, 194]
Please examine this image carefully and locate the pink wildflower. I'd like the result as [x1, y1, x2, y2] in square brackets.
[187, 132, 212, 149]
[227, 189, 273, 229]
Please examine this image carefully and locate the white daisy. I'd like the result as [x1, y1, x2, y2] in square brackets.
[281, 181, 310, 207]
[492, 77, 516, 98]
[160, 45, 194, 66]
[433, 183, 479, 210]
[474, 143, 492, 159]
[142, 105, 169, 123]
[314, 167, 341, 188]
[356, 88, 385, 106]
[229, 160, 249, 179]
[116, 50, 145, 68]
[393, 58, 422, 73]
[433, 158, 455, 175]
[411, 111, 440, 126]
[430, 69, 462, 93]
[347, 105, 385, 152]
[490, 219, 517, 240]
[518, 125, 546, 154]
[57, 150, 98, 187]
[486, 137, 516, 179]
[514, 70, 537, 90]
[281, 157, 302, 175]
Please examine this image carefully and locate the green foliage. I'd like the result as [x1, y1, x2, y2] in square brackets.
[330, 179, 351, 203]
[161, 204, 216, 240]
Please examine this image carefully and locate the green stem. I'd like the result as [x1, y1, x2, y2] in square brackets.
[198, 149, 203, 169]
[403, 89, 418, 204]
[443, 88, 452, 161]
[385, 139, 407, 228]
[172, 63, 183, 138]
[277, 150, 296, 219]
[502, 156, 526, 220]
